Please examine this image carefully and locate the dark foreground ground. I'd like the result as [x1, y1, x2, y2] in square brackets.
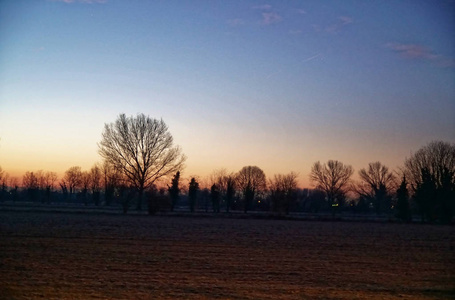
[0, 211, 454, 299]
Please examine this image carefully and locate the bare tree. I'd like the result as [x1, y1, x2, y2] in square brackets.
[309, 160, 353, 212]
[404, 141, 455, 190]
[236, 166, 266, 213]
[269, 172, 299, 214]
[10, 177, 19, 201]
[43, 171, 57, 203]
[404, 141, 455, 223]
[99, 113, 186, 210]
[81, 171, 91, 205]
[63, 166, 83, 197]
[23, 171, 39, 201]
[224, 174, 236, 213]
[0, 166, 5, 202]
[90, 164, 102, 205]
[0, 170, 8, 202]
[101, 160, 122, 206]
[44, 172, 58, 191]
[356, 162, 396, 214]
[209, 168, 236, 212]
[35, 170, 46, 191]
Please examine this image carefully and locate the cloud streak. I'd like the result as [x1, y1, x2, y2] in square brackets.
[386, 43, 437, 59]
[227, 19, 244, 26]
[325, 16, 354, 33]
[386, 43, 454, 68]
[262, 12, 282, 25]
[253, 4, 272, 10]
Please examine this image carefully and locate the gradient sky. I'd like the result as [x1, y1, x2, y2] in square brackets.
[0, 0, 454, 187]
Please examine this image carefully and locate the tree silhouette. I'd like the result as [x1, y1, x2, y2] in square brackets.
[23, 171, 39, 201]
[269, 172, 299, 214]
[209, 169, 236, 212]
[236, 166, 266, 213]
[188, 177, 199, 212]
[0, 167, 6, 202]
[225, 175, 236, 213]
[211, 184, 220, 213]
[62, 166, 82, 199]
[102, 161, 122, 206]
[36, 171, 57, 204]
[99, 113, 186, 210]
[395, 176, 411, 222]
[168, 171, 180, 212]
[90, 164, 102, 205]
[310, 160, 353, 215]
[404, 141, 455, 223]
[356, 162, 396, 214]
[81, 171, 91, 205]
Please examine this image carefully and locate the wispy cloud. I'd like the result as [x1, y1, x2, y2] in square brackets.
[289, 29, 302, 35]
[386, 43, 454, 68]
[297, 9, 307, 15]
[51, 0, 107, 4]
[227, 19, 244, 26]
[262, 12, 281, 25]
[327, 16, 353, 33]
[338, 16, 353, 25]
[386, 43, 437, 59]
[253, 4, 272, 10]
[251, 4, 281, 25]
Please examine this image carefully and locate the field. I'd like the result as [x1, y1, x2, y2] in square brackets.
[0, 211, 454, 299]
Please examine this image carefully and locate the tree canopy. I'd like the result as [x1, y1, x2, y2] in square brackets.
[310, 160, 353, 207]
[99, 113, 186, 209]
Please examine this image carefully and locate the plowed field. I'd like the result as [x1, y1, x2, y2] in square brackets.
[1, 211, 454, 299]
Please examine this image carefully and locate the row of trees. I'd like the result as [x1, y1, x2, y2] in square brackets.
[1, 114, 454, 223]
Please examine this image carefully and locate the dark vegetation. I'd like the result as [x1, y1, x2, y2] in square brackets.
[0, 115, 454, 224]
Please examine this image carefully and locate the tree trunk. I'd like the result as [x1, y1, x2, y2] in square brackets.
[136, 188, 143, 211]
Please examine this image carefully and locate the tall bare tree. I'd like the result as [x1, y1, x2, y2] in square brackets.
[81, 171, 91, 205]
[404, 141, 455, 191]
[224, 174, 236, 213]
[63, 166, 83, 197]
[44, 172, 58, 191]
[269, 172, 299, 214]
[0, 170, 8, 202]
[23, 171, 39, 201]
[99, 113, 186, 210]
[101, 160, 122, 206]
[43, 171, 57, 203]
[236, 166, 266, 213]
[209, 168, 236, 212]
[404, 140, 455, 223]
[356, 162, 396, 214]
[309, 160, 353, 211]
[90, 164, 102, 205]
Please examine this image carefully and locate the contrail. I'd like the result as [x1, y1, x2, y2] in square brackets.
[302, 53, 321, 63]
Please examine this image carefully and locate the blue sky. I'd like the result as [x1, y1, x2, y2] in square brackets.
[0, 0, 454, 187]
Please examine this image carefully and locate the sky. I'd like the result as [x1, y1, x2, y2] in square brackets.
[0, 0, 454, 188]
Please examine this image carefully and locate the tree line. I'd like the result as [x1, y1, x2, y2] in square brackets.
[1, 113, 454, 223]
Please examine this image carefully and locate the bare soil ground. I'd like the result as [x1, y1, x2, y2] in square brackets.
[0, 211, 454, 299]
